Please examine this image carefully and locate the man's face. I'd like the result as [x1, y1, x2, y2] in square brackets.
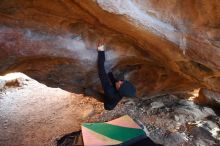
[115, 80, 123, 90]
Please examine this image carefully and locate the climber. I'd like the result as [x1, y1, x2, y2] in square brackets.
[97, 39, 136, 110]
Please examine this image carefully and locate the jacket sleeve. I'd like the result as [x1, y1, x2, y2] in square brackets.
[97, 51, 112, 91]
[108, 72, 116, 86]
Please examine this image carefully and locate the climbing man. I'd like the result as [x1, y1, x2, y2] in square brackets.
[97, 39, 136, 110]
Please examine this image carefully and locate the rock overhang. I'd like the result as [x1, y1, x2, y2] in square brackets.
[0, 0, 219, 97]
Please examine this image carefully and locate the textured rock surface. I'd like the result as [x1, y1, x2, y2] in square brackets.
[91, 93, 220, 146]
[0, 0, 220, 97]
[196, 88, 220, 106]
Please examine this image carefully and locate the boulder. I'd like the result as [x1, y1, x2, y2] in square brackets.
[196, 88, 220, 106]
[0, 0, 219, 97]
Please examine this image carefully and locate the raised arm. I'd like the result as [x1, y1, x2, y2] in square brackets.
[97, 45, 112, 91]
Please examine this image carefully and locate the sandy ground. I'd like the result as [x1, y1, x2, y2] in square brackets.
[0, 73, 100, 146]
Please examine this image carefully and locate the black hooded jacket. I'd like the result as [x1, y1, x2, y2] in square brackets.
[97, 51, 122, 110]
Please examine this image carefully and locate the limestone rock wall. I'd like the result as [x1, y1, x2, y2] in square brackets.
[0, 0, 219, 97]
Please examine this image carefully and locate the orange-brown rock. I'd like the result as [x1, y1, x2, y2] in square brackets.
[196, 88, 220, 106]
[0, 0, 220, 96]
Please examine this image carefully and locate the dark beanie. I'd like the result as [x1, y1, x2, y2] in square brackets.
[118, 80, 136, 97]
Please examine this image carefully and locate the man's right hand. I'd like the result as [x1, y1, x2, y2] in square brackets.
[97, 38, 105, 51]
